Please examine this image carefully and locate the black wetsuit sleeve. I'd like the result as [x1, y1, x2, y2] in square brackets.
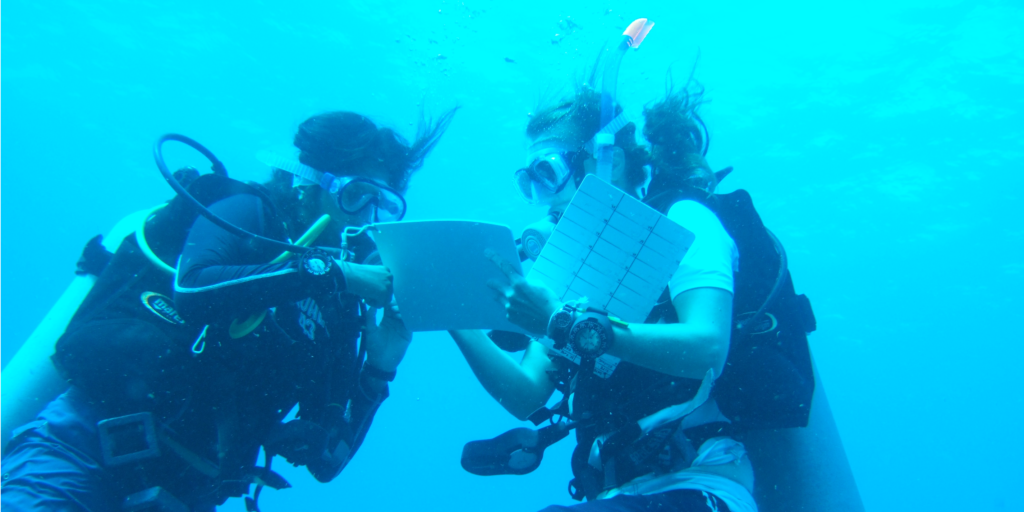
[346, 371, 389, 459]
[304, 367, 390, 483]
[174, 194, 310, 323]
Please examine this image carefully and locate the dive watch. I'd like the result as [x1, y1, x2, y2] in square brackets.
[301, 248, 334, 276]
[567, 312, 614, 360]
[300, 248, 345, 296]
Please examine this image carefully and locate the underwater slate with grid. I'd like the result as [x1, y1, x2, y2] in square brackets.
[529, 175, 695, 324]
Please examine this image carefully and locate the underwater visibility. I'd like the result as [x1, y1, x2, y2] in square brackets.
[2, 1, 1022, 511]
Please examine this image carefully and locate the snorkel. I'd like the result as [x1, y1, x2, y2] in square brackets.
[517, 19, 654, 261]
[593, 18, 654, 182]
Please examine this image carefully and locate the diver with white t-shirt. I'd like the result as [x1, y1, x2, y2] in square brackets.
[451, 76, 817, 512]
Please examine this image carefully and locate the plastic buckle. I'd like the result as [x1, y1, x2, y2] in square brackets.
[123, 486, 188, 512]
[97, 412, 161, 467]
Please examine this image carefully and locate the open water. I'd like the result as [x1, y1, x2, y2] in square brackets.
[3, 0, 1022, 510]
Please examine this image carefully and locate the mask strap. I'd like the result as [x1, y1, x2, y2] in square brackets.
[256, 150, 324, 188]
[583, 112, 630, 156]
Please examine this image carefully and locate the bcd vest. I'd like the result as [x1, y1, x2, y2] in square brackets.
[51, 172, 296, 507]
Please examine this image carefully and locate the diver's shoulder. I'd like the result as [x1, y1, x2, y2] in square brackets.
[666, 199, 720, 227]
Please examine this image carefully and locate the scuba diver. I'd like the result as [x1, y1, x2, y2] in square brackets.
[452, 25, 816, 512]
[0, 109, 456, 512]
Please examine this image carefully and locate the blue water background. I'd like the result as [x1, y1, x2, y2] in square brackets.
[3, 0, 1022, 510]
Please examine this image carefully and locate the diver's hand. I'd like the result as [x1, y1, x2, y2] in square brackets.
[485, 249, 560, 336]
[265, 419, 329, 467]
[364, 302, 413, 374]
[340, 261, 393, 307]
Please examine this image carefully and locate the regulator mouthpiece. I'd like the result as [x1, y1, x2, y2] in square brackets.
[521, 218, 557, 261]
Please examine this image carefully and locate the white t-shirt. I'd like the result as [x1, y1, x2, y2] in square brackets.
[666, 200, 740, 299]
[612, 200, 754, 510]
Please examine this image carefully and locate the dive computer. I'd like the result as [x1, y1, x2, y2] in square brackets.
[567, 312, 614, 360]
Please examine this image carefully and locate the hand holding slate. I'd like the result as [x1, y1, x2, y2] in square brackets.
[341, 261, 394, 308]
[485, 249, 560, 336]
[364, 302, 413, 373]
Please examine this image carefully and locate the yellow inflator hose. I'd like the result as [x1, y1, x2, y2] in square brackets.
[136, 204, 176, 274]
[228, 214, 333, 338]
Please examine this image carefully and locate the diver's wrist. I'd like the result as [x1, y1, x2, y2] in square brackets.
[362, 361, 397, 382]
[359, 362, 394, 397]
[300, 249, 344, 297]
[546, 304, 575, 349]
[363, 353, 400, 375]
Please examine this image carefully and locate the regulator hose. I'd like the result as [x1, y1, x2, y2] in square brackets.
[153, 133, 335, 255]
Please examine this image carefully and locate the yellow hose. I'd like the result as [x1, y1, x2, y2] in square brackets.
[272, 214, 332, 264]
[229, 214, 333, 339]
[136, 204, 176, 274]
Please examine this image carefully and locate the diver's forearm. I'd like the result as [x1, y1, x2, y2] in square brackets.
[609, 322, 728, 379]
[450, 330, 554, 420]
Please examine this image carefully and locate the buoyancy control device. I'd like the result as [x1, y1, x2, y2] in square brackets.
[52, 169, 273, 417]
[645, 186, 818, 430]
[47, 138, 310, 510]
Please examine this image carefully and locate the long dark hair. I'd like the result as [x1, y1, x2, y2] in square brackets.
[293, 109, 458, 192]
[642, 73, 715, 202]
[267, 109, 457, 237]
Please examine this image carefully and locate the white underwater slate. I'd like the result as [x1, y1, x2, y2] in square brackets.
[528, 176, 694, 376]
[374, 220, 526, 333]
[372, 177, 692, 346]
[529, 175, 694, 321]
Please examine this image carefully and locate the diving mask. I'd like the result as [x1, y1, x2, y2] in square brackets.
[257, 151, 407, 223]
[327, 175, 406, 223]
[513, 145, 580, 204]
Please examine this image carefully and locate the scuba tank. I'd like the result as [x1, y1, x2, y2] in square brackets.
[1, 211, 146, 452]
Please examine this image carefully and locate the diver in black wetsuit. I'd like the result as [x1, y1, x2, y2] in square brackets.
[0, 110, 456, 512]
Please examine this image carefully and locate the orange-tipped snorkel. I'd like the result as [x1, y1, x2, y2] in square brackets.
[623, 18, 655, 49]
[593, 18, 655, 182]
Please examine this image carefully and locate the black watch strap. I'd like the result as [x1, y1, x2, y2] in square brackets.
[301, 249, 347, 295]
[547, 304, 576, 349]
[362, 363, 397, 382]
